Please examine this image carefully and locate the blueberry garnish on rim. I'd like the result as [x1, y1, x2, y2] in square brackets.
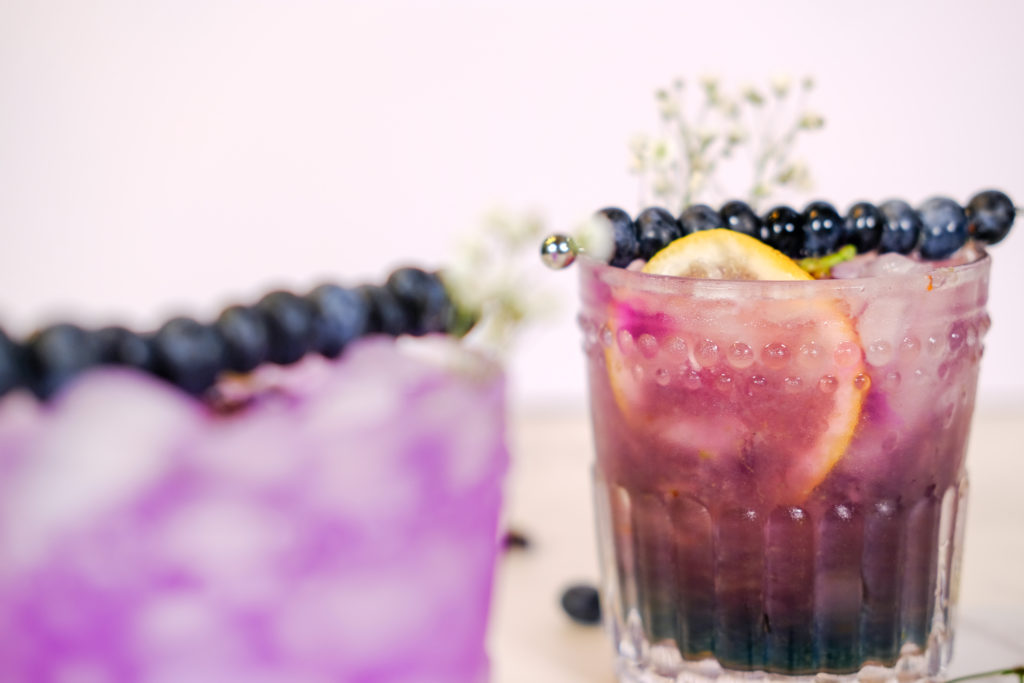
[917, 197, 969, 261]
[96, 325, 155, 371]
[0, 263, 463, 401]
[801, 201, 843, 258]
[679, 204, 725, 234]
[966, 189, 1016, 245]
[636, 207, 684, 261]
[216, 305, 271, 373]
[386, 267, 453, 336]
[720, 200, 762, 240]
[842, 202, 884, 254]
[256, 291, 317, 366]
[0, 330, 22, 398]
[151, 317, 225, 397]
[541, 189, 1016, 271]
[878, 199, 922, 255]
[598, 207, 639, 268]
[306, 284, 368, 359]
[24, 323, 100, 400]
[759, 206, 804, 259]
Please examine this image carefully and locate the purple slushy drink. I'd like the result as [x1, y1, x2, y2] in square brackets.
[578, 244, 990, 682]
[0, 336, 506, 682]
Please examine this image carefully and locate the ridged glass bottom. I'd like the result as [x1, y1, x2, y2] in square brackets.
[614, 643, 951, 683]
[594, 475, 968, 683]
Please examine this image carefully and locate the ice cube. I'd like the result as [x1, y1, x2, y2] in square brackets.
[158, 499, 293, 605]
[275, 568, 433, 671]
[51, 658, 116, 683]
[136, 594, 244, 669]
[197, 407, 311, 493]
[867, 252, 932, 276]
[410, 381, 506, 494]
[832, 252, 930, 279]
[1, 370, 201, 569]
[305, 430, 421, 523]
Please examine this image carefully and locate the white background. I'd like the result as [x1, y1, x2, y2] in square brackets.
[1, 0, 1022, 413]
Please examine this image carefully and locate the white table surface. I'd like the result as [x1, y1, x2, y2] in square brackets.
[490, 408, 1024, 682]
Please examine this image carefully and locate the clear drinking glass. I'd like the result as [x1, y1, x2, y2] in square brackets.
[577, 252, 991, 682]
[0, 335, 507, 682]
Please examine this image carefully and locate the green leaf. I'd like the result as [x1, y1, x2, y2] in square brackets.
[797, 244, 857, 279]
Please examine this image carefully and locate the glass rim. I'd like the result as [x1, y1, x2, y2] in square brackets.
[577, 249, 991, 299]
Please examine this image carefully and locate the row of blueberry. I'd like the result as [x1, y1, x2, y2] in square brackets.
[0, 268, 454, 401]
[599, 189, 1016, 267]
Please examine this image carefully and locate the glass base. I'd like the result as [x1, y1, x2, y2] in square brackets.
[613, 636, 952, 683]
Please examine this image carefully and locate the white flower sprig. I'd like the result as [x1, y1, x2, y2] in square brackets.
[442, 209, 556, 354]
[629, 75, 825, 213]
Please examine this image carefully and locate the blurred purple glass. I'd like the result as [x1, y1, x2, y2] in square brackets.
[0, 336, 507, 682]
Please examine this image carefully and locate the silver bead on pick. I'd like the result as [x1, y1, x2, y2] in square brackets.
[540, 233, 578, 270]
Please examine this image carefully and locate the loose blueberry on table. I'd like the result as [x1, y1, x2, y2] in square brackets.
[560, 583, 602, 625]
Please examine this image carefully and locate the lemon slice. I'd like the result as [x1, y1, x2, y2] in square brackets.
[605, 228, 867, 503]
[643, 229, 811, 280]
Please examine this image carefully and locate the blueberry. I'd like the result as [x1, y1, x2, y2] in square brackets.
[386, 267, 453, 335]
[216, 305, 270, 372]
[23, 323, 100, 400]
[878, 199, 922, 254]
[842, 202, 884, 253]
[0, 329, 23, 398]
[151, 317, 224, 396]
[501, 528, 531, 551]
[917, 197, 969, 260]
[679, 204, 724, 234]
[635, 207, 683, 260]
[95, 325, 154, 371]
[966, 189, 1016, 245]
[597, 207, 639, 268]
[759, 206, 803, 258]
[306, 284, 369, 357]
[719, 200, 761, 239]
[801, 201, 843, 257]
[560, 583, 601, 625]
[256, 291, 315, 365]
[357, 284, 410, 336]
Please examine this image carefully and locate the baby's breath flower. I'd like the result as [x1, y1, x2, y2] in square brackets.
[791, 162, 813, 191]
[742, 86, 765, 106]
[771, 75, 792, 98]
[628, 73, 824, 211]
[688, 170, 705, 194]
[653, 177, 675, 199]
[628, 134, 650, 173]
[798, 112, 825, 130]
[575, 214, 615, 263]
[658, 97, 680, 120]
[652, 138, 671, 161]
[448, 209, 555, 352]
[629, 133, 650, 154]
[700, 75, 721, 106]
[775, 161, 811, 189]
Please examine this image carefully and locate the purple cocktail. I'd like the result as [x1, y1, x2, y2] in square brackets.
[0, 335, 507, 682]
[578, 246, 990, 682]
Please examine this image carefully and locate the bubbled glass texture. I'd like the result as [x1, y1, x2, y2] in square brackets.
[578, 255, 991, 683]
